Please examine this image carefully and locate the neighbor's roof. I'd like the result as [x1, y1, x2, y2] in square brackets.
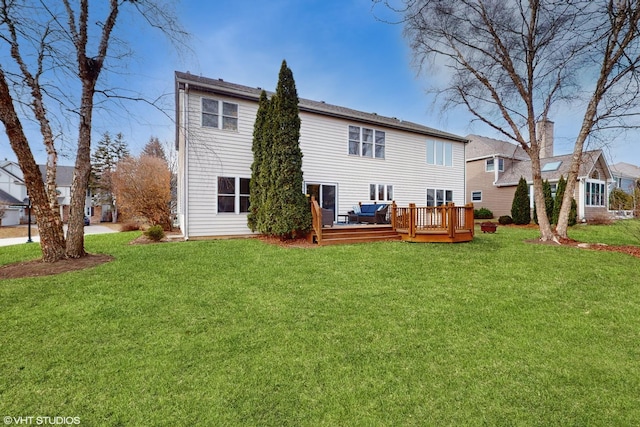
[495, 150, 609, 186]
[175, 71, 469, 143]
[610, 162, 640, 179]
[0, 188, 22, 206]
[465, 134, 529, 161]
[38, 165, 75, 187]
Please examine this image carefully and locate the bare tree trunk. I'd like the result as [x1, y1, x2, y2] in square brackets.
[0, 72, 66, 262]
[64, 0, 119, 258]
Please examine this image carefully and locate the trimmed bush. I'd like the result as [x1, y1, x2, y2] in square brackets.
[498, 215, 513, 225]
[144, 225, 165, 241]
[474, 207, 494, 219]
[511, 176, 531, 225]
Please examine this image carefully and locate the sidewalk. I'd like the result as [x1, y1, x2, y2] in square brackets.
[0, 224, 118, 247]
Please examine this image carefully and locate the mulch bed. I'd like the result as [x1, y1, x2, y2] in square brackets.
[0, 254, 114, 280]
[526, 237, 640, 259]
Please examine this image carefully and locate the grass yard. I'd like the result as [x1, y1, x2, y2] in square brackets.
[1, 223, 639, 425]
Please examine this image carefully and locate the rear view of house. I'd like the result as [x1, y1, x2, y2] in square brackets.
[175, 71, 469, 239]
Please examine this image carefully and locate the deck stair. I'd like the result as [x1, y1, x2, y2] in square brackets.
[311, 225, 401, 246]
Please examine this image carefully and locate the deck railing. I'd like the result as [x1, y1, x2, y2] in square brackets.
[310, 196, 323, 245]
[391, 202, 475, 240]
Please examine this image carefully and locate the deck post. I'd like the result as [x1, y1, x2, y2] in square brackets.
[465, 203, 475, 237]
[391, 201, 397, 231]
[409, 203, 416, 238]
[310, 196, 322, 245]
[447, 203, 455, 239]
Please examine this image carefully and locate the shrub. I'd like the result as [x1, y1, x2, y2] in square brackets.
[120, 221, 140, 232]
[144, 225, 165, 241]
[498, 215, 513, 225]
[474, 207, 494, 219]
[568, 198, 578, 226]
[511, 176, 531, 225]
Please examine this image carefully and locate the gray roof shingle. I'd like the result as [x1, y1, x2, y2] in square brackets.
[175, 71, 469, 143]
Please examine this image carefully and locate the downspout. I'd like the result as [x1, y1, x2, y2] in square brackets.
[183, 83, 190, 240]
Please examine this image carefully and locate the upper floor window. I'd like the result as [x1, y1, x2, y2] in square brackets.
[202, 98, 238, 131]
[486, 158, 504, 172]
[426, 140, 453, 166]
[349, 126, 385, 159]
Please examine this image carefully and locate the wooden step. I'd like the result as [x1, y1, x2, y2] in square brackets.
[313, 225, 401, 246]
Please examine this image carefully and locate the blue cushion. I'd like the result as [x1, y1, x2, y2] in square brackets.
[360, 204, 378, 215]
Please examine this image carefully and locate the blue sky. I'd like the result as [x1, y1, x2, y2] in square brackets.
[2, 0, 639, 167]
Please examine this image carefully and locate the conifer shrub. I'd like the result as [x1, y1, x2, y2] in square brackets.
[511, 176, 531, 224]
[568, 198, 578, 226]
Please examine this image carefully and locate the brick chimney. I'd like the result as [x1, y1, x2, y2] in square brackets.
[537, 119, 554, 158]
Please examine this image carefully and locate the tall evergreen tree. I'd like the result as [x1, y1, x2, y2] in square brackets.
[511, 176, 531, 225]
[263, 60, 311, 238]
[91, 132, 130, 219]
[248, 91, 271, 232]
[552, 175, 567, 225]
[142, 136, 167, 162]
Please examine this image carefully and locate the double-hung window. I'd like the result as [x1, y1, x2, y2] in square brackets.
[217, 177, 250, 213]
[349, 126, 385, 159]
[486, 158, 504, 172]
[202, 98, 238, 131]
[426, 140, 453, 166]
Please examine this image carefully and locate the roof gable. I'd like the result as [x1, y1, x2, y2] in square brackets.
[465, 134, 528, 161]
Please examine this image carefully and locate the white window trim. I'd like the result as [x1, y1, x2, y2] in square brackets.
[427, 140, 453, 166]
[202, 97, 239, 131]
[426, 188, 454, 206]
[471, 191, 482, 202]
[217, 176, 250, 214]
[585, 179, 606, 207]
[349, 125, 385, 159]
[369, 183, 394, 202]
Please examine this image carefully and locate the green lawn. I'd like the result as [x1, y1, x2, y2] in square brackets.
[1, 223, 639, 426]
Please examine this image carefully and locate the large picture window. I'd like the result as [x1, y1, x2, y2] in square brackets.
[348, 126, 385, 159]
[426, 140, 453, 166]
[202, 98, 238, 131]
[585, 181, 605, 207]
[217, 177, 250, 213]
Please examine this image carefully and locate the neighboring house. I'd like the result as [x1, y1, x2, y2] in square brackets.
[175, 71, 469, 239]
[610, 162, 640, 195]
[466, 121, 614, 222]
[0, 160, 91, 225]
[0, 160, 28, 226]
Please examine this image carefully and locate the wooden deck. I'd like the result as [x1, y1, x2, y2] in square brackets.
[310, 199, 474, 246]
